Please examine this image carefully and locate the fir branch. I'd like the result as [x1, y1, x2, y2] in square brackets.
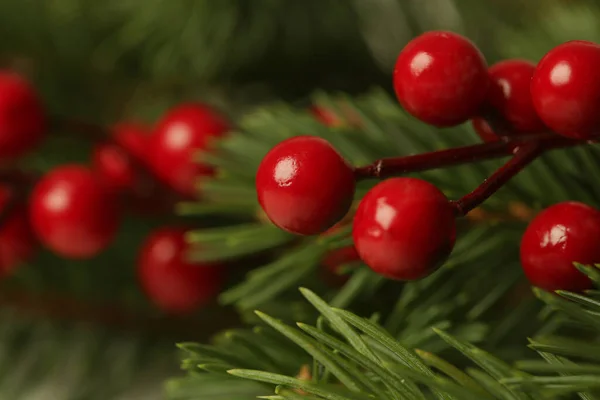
[173, 289, 554, 400]
[184, 89, 600, 315]
[175, 280, 600, 399]
[0, 288, 238, 339]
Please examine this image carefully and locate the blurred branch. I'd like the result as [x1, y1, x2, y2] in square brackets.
[0, 288, 239, 340]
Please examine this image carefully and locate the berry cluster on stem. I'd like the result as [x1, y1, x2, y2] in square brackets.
[0, 71, 233, 315]
[257, 30, 600, 291]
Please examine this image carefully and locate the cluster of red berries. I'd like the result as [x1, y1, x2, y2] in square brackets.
[257, 31, 600, 292]
[0, 72, 228, 313]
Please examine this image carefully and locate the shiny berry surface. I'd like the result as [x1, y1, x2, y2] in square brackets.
[149, 103, 230, 198]
[138, 227, 223, 314]
[0, 72, 45, 160]
[487, 59, 545, 133]
[520, 201, 599, 292]
[0, 187, 36, 276]
[29, 165, 120, 259]
[92, 123, 150, 194]
[531, 40, 600, 139]
[353, 177, 456, 280]
[256, 136, 355, 235]
[393, 31, 489, 127]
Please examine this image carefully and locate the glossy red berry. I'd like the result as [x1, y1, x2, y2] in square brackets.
[149, 103, 230, 198]
[322, 246, 360, 287]
[0, 187, 36, 276]
[138, 227, 223, 314]
[531, 41, 600, 139]
[353, 177, 456, 280]
[520, 201, 599, 292]
[487, 59, 546, 133]
[256, 136, 355, 235]
[0, 72, 45, 160]
[471, 118, 498, 142]
[29, 165, 120, 259]
[393, 31, 489, 127]
[92, 123, 150, 194]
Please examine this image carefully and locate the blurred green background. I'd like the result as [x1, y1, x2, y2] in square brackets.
[1, 0, 599, 398]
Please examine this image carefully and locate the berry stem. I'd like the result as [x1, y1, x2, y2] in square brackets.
[452, 143, 541, 215]
[353, 131, 597, 180]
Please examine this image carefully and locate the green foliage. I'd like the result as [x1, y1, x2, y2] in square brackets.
[185, 88, 600, 318]
[172, 78, 600, 399]
[0, 309, 176, 400]
[4, 0, 600, 398]
[171, 282, 600, 400]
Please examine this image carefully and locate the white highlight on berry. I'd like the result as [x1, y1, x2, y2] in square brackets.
[274, 157, 297, 187]
[410, 52, 433, 76]
[498, 78, 511, 98]
[374, 197, 397, 231]
[165, 123, 192, 149]
[44, 186, 69, 212]
[550, 62, 572, 86]
[542, 224, 568, 247]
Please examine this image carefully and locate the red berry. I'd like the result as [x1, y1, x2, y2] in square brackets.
[149, 103, 230, 198]
[393, 31, 489, 127]
[487, 59, 546, 133]
[113, 122, 149, 162]
[322, 246, 360, 287]
[520, 201, 599, 292]
[29, 165, 120, 259]
[92, 123, 150, 194]
[353, 177, 456, 280]
[0, 72, 45, 160]
[310, 106, 343, 127]
[256, 136, 355, 235]
[531, 40, 600, 139]
[471, 118, 498, 142]
[0, 187, 36, 276]
[138, 227, 223, 314]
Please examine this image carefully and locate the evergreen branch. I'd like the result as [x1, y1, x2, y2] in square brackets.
[227, 369, 372, 400]
[184, 89, 600, 309]
[254, 310, 366, 395]
[175, 264, 600, 399]
[0, 287, 237, 339]
[173, 91, 600, 399]
[0, 308, 175, 400]
[175, 289, 554, 400]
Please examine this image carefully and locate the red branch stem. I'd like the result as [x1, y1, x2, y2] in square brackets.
[354, 129, 599, 216]
[353, 131, 594, 179]
[452, 143, 541, 215]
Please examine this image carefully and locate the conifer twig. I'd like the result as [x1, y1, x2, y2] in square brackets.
[0, 288, 239, 339]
